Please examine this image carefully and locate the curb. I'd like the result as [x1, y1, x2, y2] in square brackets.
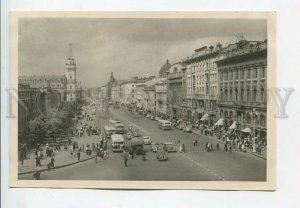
[192, 130, 267, 160]
[18, 156, 95, 175]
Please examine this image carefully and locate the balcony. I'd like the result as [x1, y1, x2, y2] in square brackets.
[218, 100, 267, 109]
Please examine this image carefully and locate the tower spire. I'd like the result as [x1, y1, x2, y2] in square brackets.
[69, 43, 72, 58]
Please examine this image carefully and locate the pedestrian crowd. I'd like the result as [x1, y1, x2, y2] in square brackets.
[216, 130, 266, 155]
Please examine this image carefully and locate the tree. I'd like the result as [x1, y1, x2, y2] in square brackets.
[29, 116, 47, 144]
[46, 117, 62, 143]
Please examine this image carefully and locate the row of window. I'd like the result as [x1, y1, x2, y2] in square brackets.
[219, 65, 266, 81]
[187, 61, 217, 74]
[219, 87, 266, 103]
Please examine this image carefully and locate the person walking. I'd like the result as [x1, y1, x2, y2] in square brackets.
[124, 155, 128, 167]
[20, 149, 25, 166]
[94, 151, 98, 163]
[77, 150, 81, 161]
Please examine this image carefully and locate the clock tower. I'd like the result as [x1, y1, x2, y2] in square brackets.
[65, 43, 77, 102]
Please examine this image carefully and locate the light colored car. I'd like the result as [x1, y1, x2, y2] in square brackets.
[156, 149, 168, 161]
[151, 145, 162, 152]
[142, 136, 152, 145]
[164, 142, 176, 152]
[155, 117, 160, 121]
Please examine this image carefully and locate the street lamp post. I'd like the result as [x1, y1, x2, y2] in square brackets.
[253, 108, 256, 141]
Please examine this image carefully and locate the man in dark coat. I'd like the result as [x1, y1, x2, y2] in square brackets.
[77, 151, 81, 161]
[124, 155, 128, 167]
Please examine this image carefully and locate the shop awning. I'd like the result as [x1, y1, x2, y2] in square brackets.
[241, 127, 251, 133]
[200, 114, 208, 121]
[215, 118, 224, 126]
[229, 121, 237, 130]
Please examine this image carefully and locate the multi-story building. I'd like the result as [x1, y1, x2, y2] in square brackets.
[142, 77, 161, 114]
[216, 39, 267, 139]
[119, 76, 154, 107]
[155, 78, 168, 115]
[111, 83, 122, 103]
[183, 44, 222, 125]
[120, 80, 136, 105]
[143, 83, 156, 114]
[166, 63, 185, 119]
[135, 82, 146, 110]
[19, 75, 66, 102]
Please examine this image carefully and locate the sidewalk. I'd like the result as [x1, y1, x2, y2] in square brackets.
[18, 117, 100, 175]
[18, 148, 94, 175]
[192, 129, 267, 160]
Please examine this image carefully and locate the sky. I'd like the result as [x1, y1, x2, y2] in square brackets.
[19, 18, 267, 88]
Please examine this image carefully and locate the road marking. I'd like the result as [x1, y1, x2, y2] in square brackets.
[110, 110, 150, 134]
[181, 153, 226, 181]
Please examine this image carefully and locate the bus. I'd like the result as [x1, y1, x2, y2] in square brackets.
[158, 120, 172, 130]
[109, 119, 125, 134]
[104, 125, 116, 139]
[111, 134, 125, 152]
[131, 138, 144, 155]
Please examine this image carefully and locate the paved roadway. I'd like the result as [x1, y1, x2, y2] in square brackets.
[19, 107, 266, 181]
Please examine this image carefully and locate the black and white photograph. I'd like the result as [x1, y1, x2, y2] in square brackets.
[9, 12, 276, 189]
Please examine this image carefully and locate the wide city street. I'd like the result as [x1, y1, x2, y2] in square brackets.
[19, 105, 266, 181]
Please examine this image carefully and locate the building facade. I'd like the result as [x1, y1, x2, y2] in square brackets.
[135, 82, 146, 109]
[111, 83, 122, 103]
[19, 75, 66, 102]
[183, 44, 221, 125]
[155, 78, 168, 115]
[216, 39, 267, 139]
[120, 81, 136, 105]
[143, 84, 156, 114]
[166, 63, 185, 119]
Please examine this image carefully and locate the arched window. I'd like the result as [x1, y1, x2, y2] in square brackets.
[260, 115, 266, 127]
[253, 87, 257, 102]
[235, 87, 238, 102]
[240, 69, 244, 79]
[240, 87, 244, 102]
[229, 111, 233, 123]
[261, 86, 265, 103]
[229, 88, 233, 101]
[220, 88, 223, 100]
[261, 66, 265, 78]
[254, 67, 258, 78]
[246, 86, 250, 102]
[246, 113, 251, 124]
[247, 68, 251, 78]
